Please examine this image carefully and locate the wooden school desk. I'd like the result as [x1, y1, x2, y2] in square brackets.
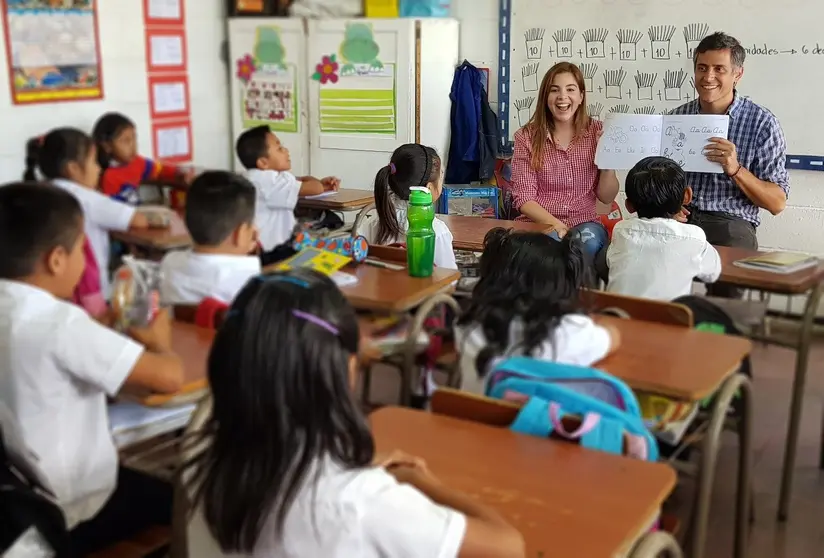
[111, 212, 192, 254]
[371, 407, 677, 558]
[595, 314, 753, 558]
[296, 188, 374, 211]
[137, 321, 213, 407]
[438, 215, 554, 252]
[715, 245, 824, 521]
[263, 260, 460, 313]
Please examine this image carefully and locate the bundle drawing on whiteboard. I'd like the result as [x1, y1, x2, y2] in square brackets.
[609, 103, 630, 114]
[582, 27, 608, 58]
[552, 28, 576, 58]
[521, 62, 540, 92]
[634, 105, 656, 115]
[514, 96, 535, 127]
[588, 102, 604, 120]
[524, 28, 545, 60]
[634, 71, 657, 101]
[616, 29, 643, 61]
[603, 67, 626, 99]
[648, 25, 676, 60]
[683, 23, 710, 59]
[579, 63, 598, 93]
[663, 69, 687, 101]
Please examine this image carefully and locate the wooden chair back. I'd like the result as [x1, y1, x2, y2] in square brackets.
[582, 289, 694, 328]
[431, 388, 631, 454]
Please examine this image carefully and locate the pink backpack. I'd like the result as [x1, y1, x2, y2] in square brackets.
[73, 238, 107, 317]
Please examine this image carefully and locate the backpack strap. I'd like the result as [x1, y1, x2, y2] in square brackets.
[586, 416, 626, 455]
[548, 402, 600, 439]
[510, 398, 553, 438]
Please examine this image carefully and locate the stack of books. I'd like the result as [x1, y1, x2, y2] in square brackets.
[733, 251, 820, 274]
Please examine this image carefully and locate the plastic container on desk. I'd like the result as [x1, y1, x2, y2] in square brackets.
[437, 185, 499, 218]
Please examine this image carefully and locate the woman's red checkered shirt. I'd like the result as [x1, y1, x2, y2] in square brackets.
[511, 119, 602, 227]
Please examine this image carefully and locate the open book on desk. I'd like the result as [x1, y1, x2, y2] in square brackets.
[303, 191, 337, 200]
[595, 113, 729, 173]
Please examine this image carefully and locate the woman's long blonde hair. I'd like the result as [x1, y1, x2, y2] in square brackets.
[526, 62, 592, 170]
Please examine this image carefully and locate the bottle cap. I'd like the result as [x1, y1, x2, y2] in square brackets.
[409, 188, 432, 205]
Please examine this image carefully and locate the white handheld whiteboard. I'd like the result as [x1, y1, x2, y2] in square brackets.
[498, 0, 824, 168]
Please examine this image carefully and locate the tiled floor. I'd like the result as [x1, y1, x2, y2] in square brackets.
[365, 322, 824, 557]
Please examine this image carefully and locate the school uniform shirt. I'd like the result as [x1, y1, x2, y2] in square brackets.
[455, 314, 613, 395]
[52, 178, 136, 297]
[160, 251, 261, 305]
[244, 168, 300, 251]
[357, 202, 458, 270]
[0, 280, 144, 528]
[187, 457, 466, 558]
[606, 217, 722, 301]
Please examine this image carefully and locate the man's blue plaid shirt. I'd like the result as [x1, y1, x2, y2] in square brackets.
[670, 92, 790, 226]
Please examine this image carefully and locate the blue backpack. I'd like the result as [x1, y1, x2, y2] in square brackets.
[485, 357, 658, 461]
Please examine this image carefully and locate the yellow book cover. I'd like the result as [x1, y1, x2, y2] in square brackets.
[274, 247, 351, 276]
[738, 251, 815, 267]
[364, 0, 399, 17]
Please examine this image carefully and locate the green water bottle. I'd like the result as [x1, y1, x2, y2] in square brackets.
[406, 187, 436, 278]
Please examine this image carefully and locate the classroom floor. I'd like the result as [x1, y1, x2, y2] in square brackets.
[364, 322, 824, 558]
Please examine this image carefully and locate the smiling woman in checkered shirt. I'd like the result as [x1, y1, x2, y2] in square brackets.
[510, 62, 620, 258]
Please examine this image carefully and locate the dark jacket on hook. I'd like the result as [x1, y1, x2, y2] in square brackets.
[445, 60, 499, 184]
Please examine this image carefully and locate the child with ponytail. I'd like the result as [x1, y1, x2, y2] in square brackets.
[456, 228, 621, 394]
[24, 128, 150, 307]
[358, 143, 457, 270]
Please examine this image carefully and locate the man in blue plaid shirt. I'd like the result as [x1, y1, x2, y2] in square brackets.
[671, 32, 789, 298]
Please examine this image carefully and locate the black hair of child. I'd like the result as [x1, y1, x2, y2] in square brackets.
[458, 227, 590, 375]
[185, 268, 371, 553]
[23, 128, 95, 182]
[235, 125, 271, 170]
[373, 143, 441, 244]
[0, 182, 83, 279]
[624, 156, 688, 219]
[91, 112, 135, 173]
[185, 171, 257, 247]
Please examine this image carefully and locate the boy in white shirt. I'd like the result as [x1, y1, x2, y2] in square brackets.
[235, 126, 340, 266]
[602, 156, 722, 300]
[160, 171, 261, 305]
[0, 182, 184, 555]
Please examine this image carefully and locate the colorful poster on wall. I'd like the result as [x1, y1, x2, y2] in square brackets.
[1, 0, 103, 104]
[313, 22, 396, 135]
[236, 26, 298, 134]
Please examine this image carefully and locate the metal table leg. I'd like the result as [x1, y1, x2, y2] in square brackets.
[630, 531, 684, 558]
[687, 373, 753, 558]
[778, 281, 823, 520]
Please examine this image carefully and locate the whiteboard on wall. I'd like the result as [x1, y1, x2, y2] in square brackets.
[504, 0, 823, 158]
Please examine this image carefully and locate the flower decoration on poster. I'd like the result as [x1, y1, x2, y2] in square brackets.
[338, 23, 384, 76]
[312, 54, 339, 84]
[237, 26, 298, 134]
[236, 54, 257, 84]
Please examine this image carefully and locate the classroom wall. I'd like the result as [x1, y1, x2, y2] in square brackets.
[0, 0, 232, 184]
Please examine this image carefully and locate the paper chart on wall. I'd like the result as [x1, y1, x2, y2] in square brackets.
[147, 0, 182, 20]
[315, 22, 396, 136]
[595, 113, 729, 172]
[236, 26, 299, 133]
[152, 82, 187, 114]
[149, 35, 184, 67]
[156, 126, 190, 159]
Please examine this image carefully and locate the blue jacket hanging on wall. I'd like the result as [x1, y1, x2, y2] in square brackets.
[445, 60, 499, 184]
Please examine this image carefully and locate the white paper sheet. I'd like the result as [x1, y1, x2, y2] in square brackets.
[147, 0, 182, 20]
[595, 114, 730, 173]
[303, 191, 336, 200]
[152, 82, 186, 114]
[156, 126, 189, 159]
[149, 35, 183, 67]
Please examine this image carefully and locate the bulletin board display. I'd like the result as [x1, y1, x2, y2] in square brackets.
[1, 0, 104, 104]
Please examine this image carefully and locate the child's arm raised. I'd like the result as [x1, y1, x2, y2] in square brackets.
[124, 309, 184, 393]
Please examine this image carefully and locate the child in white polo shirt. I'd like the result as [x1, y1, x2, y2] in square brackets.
[0, 182, 184, 555]
[160, 171, 261, 305]
[235, 126, 340, 266]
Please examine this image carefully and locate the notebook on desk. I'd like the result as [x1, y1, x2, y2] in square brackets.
[108, 402, 196, 449]
[733, 251, 820, 274]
